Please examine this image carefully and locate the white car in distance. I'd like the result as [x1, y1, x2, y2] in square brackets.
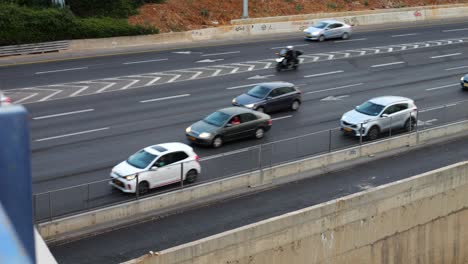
[110, 142, 201, 194]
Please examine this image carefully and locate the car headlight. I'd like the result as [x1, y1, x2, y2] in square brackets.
[462, 77, 465, 81]
[245, 103, 255, 108]
[311, 31, 320, 36]
[199, 132, 211, 139]
[186, 126, 191, 133]
[125, 174, 137, 180]
[232, 98, 236, 104]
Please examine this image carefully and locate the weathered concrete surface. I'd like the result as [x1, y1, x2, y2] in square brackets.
[37, 121, 468, 243]
[69, 4, 468, 51]
[126, 161, 468, 264]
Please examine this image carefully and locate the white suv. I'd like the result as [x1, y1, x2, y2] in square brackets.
[110, 142, 201, 194]
[340, 96, 417, 140]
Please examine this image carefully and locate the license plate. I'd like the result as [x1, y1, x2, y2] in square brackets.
[343, 127, 352, 132]
[188, 136, 196, 141]
[464, 83, 468, 87]
[306, 34, 312, 37]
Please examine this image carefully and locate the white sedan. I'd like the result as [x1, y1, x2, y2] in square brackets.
[303, 20, 352, 42]
[110, 142, 201, 194]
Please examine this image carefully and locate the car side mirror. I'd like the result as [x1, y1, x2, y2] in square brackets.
[151, 166, 158, 171]
[381, 114, 389, 118]
[325, 28, 330, 31]
[225, 123, 233, 127]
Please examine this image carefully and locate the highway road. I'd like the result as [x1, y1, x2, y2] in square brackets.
[49, 134, 468, 264]
[2, 19, 468, 219]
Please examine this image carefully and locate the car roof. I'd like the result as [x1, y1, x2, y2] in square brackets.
[369, 96, 413, 106]
[144, 142, 193, 155]
[318, 19, 343, 24]
[255, 82, 294, 90]
[217, 106, 257, 115]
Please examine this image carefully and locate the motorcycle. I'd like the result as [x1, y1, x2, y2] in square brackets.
[275, 48, 302, 72]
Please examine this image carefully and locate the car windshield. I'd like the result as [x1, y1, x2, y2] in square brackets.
[203, 111, 231, 127]
[247, 85, 270, 98]
[313, 22, 328, 29]
[355, 101, 385, 116]
[127, 150, 157, 169]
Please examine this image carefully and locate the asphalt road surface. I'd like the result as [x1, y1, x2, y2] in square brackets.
[49, 134, 468, 264]
[2, 19, 468, 219]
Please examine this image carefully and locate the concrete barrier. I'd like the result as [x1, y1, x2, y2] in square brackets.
[68, 4, 468, 51]
[125, 161, 468, 264]
[38, 120, 468, 242]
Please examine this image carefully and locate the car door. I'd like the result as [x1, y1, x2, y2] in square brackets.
[265, 88, 285, 112]
[223, 115, 246, 141]
[239, 113, 259, 138]
[149, 153, 179, 188]
[379, 105, 399, 132]
[389, 103, 410, 129]
[169, 151, 190, 182]
[324, 24, 336, 38]
[278, 87, 296, 110]
[331, 23, 344, 38]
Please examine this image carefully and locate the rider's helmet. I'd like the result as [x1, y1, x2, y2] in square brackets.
[286, 45, 294, 50]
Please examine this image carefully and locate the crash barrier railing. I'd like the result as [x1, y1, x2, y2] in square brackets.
[33, 99, 468, 223]
[0, 41, 69, 57]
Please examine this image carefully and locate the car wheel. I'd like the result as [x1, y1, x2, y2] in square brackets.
[341, 32, 349, 40]
[276, 63, 282, 72]
[291, 100, 300, 111]
[254, 127, 265, 139]
[185, 169, 198, 183]
[404, 118, 416, 132]
[366, 126, 380, 141]
[318, 35, 325, 42]
[212, 136, 223, 148]
[256, 106, 265, 113]
[138, 181, 149, 195]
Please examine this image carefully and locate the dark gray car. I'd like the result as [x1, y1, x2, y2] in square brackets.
[185, 107, 272, 148]
[232, 82, 302, 113]
[461, 74, 468, 90]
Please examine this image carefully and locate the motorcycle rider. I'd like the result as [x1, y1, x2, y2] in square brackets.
[284, 46, 302, 67]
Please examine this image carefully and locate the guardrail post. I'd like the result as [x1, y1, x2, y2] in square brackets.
[180, 162, 184, 189]
[389, 116, 393, 137]
[258, 144, 263, 171]
[416, 109, 420, 144]
[359, 123, 363, 145]
[328, 129, 332, 152]
[136, 174, 140, 200]
[48, 191, 52, 222]
[86, 183, 90, 210]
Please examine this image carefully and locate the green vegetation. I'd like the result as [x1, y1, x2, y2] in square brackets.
[0, 0, 162, 46]
[0, 3, 158, 46]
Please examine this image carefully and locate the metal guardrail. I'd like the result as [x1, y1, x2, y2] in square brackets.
[0, 41, 69, 57]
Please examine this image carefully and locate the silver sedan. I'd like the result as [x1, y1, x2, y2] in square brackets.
[303, 20, 352, 42]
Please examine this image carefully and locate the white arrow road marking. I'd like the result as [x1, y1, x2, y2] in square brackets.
[211, 65, 240, 74]
[123, 58, 168, 65]
[270, 44, 308, 49]
[196, 59, 224, 63]
[302, 55, 321, 61]
[426, 83, 459, 91]
[320, 95, 350, 101]
[173, 70, 203, 80]
[329, 51, 351, 57]
[315, 53, 335, 60]
[35, 67, 88, 75]
[104, 78, 140, 90]
[272, 115, 292, 121]
[305, 83, 364, 94]
[443, 28, 468, 32]
[304, 70, 344, 78]
[201, 51, 240, 56]
[446, 65, 468, 71]
[36, 127, 109, 142]
[81, 81, 117, 93]
[13, 92, 38, 104]
[33, 109, 94, 120]
[430, 53, 461, 59]
[24, 88, 62, 102]
[226, 83, 261, 90]
[391, 33, 420, 37]
[417, 119, 438, 126]
[248, 74, 275, 80]
[231, 63, 256, 71]
[66, 85, 90, 97]
[140, 94, 190, 103]
[172, 51, 201, 54]
[334, 38, 367, 43]
[371, 61, 405, 68]
[361, 48, 381, 54]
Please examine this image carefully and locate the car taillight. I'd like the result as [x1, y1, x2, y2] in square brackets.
[268, 119, 272, 126]
[195, 155, 200, 162]
[4, 97, 11, 103]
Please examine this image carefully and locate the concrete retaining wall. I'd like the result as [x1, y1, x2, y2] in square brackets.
[68, 4, 468, 50]
[126, 161, 468, 264]
[37, 121, 468, 242]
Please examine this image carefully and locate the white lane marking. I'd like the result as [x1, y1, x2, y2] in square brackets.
[334, 38, 367, 43]
[140, 94, 190, 103]
[443, 28, 468, 32]
[304, 70, 344, 78]
[426, 83, 459, 91]
[305, 83, 364, 94]
[123, 58, 168, 65]
[370, 61, 405, 68]
[33, 109, 94, 120]
[35, 67, 88, 75]
[270, 44, 308, 49]
[201, 51, 240, 57]
[14, 93, 38, 104]
[196, 59, 224, 63]
[445, 65, 468, 71]
[226, 83, 261, 90]
[36, 127, 109, 142]
[430, 53, 461, 59]
[320, 95, 350, 101]
[272, 115, 292, 121]
[391, 33, 420, 37]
